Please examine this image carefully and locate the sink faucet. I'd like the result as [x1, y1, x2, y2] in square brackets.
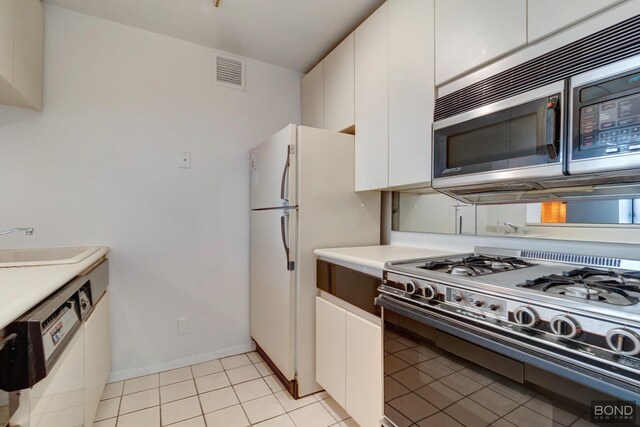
[0, 228, 34, 237]
[504, 222, 519, 233]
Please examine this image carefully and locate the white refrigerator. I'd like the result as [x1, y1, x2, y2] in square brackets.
[250, 125, 380, 398]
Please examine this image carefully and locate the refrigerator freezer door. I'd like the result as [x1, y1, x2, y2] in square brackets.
[250, 124, 297, 210]
[250, 208, 297, 381]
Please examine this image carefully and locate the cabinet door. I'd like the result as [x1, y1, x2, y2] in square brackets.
[345, 312, 382, 427]
[388, 0, 434, 188]
[301, 62, 324, 128]
[0, 0, 15, 85]
[528, 0, 622, 43]
[84, 293, 112, 425]
[355, 3, 389, 191]
[435, 0, 526, 85]
[315, 297, 346, 407]
[324, 33, 355, 133]
[31, 328, 85, 427]
[12, 0, 43, 110]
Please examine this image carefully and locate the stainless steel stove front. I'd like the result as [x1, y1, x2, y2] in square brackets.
[378, 296, 640, 427]
[379, 248, 640, 426]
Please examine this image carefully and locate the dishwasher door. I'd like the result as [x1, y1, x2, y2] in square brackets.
[30, 328, 85, 427]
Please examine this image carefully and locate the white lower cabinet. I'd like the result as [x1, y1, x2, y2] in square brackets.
[316, 297, 347, 407]
[345, 311, 383, 427]
[315, 297, 382, 427]
[84, 292, 112, 425]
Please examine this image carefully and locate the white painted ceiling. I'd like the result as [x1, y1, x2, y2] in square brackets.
[42, 0, 385, 72]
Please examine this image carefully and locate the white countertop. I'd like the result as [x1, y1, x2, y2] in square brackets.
[0, 246, 110, 329]
[314, 245, 456, 277]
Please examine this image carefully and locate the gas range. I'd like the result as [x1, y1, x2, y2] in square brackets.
[379, 247, 640, 392]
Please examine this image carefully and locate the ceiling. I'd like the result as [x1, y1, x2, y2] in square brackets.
[42, 0, 385, 72]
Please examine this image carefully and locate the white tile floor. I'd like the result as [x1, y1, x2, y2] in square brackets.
[94, 352, 360, 427]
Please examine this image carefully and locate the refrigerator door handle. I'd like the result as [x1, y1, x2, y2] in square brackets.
[280, 149, 290, 202]
[280, 213, 295, 271]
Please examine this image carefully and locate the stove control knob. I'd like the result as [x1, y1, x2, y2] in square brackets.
[404, 280, 418, 295]
[550, 315, 580, 339]
[454, 295, 463, 303]
[474, 300, 485, 308]
[489, 304, 499, 312]
[606, 328, 640, 356]
[513, 307, 538, 327]
[423, 284, 437, 300]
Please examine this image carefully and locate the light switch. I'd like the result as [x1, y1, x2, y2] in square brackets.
[179, 151, 191, 169]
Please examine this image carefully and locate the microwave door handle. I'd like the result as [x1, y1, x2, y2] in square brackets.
[280, 214, 294, 271]
[545, 96, 560, 160]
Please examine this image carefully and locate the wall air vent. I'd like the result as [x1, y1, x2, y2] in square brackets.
[213, 53, 246, 91]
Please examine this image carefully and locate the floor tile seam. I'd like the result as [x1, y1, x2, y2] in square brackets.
[226, 368, 253, 426]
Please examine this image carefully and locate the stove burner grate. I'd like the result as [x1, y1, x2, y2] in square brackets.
[417, 255, 535, 277]
[519, 270, 640, 306]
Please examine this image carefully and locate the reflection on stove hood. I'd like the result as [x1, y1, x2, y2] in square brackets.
[436, 179, 640, 205]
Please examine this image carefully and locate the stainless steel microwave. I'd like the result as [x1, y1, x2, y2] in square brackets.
[569, 55, 640, 178]
[432, 81, 566, 201]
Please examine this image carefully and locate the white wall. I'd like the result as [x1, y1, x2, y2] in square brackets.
[0, 5, 301, 379]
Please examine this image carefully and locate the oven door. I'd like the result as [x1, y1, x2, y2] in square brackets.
[378, 295, 639, 427]
[433, 81, 565, 189]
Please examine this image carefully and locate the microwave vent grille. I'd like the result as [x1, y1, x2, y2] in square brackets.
[435, 14, 640, 121]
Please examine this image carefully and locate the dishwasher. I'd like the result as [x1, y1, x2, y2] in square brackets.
[0, 260, 108, 427]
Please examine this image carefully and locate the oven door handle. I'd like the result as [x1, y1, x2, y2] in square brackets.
[0, 333, 17, 352]
[545, 95, 560, 160]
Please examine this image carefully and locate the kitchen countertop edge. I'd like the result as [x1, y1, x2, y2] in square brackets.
[314, 245, 456, 278]
[1, 246, 110, 330]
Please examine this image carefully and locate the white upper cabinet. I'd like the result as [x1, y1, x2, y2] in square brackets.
[0, 0, 15, 86]
[301, 62, 324, 129]
[355, 2, 389, 191]
[301, 34, 355, 132]
[324, 34, 355, 133]
[0, 0, 43, 111]
[435, 0, 527, 85]
[388, 0, 434, 188]
[528, 0, 623, 43]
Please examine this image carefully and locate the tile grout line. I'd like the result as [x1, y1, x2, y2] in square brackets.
[100, 351, 349, 427]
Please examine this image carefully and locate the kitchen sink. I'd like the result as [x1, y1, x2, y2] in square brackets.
[0, 246, 101, 268]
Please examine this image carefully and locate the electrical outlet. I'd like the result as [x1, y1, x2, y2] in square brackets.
[177, 318, 189, 335]
[179, 151, 191, 169]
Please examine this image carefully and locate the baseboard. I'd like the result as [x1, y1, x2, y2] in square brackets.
[107, 342, 256, 383]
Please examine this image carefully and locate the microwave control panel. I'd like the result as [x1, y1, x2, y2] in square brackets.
[580, 93, 640, 152]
